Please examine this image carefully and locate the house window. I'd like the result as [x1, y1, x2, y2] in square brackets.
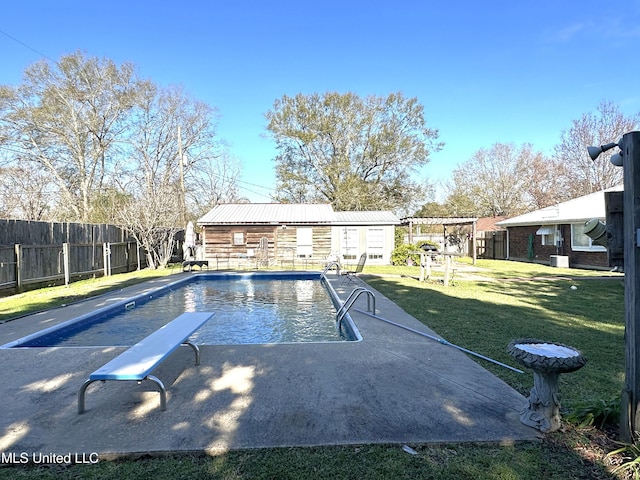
[232, 231, 245, 245]
[296, 227, 313, 258]
[367, 228, 384, 260]
[536, 226, 556, 246]
[571, 223, 606, 252]
[342, 228, 359, 260]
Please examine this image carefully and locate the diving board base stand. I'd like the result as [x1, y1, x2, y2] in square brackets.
[78, 311, 215, 414]
[182, 260, 209, 272]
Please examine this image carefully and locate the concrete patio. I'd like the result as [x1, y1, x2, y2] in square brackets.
[0, 271, 540, 460]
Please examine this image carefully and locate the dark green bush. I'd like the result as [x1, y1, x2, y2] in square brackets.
[391, 243, 417, 266]
[391, 241, 439, 266]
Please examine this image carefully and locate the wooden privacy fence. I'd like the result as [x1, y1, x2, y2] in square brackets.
[476, 231, 506, 260]
[0, 241, 143, 292]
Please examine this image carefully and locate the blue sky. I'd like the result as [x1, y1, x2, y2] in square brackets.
[2, 1, 640, 203]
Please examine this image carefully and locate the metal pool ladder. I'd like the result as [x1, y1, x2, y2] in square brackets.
[336, 287, 375, 328]
[321, 261, 341, 281]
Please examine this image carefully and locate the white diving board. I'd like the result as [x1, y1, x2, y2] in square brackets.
[78, 311, 214, 414]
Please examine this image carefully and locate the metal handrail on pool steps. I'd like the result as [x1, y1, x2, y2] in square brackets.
[336, 287, 375, 328]
[321, 261, 341, 279]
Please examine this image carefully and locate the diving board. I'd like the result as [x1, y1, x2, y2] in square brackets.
[78, 311, 214, 414]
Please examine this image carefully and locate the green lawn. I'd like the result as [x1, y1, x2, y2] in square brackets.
[363, 264, 625, 406]
[0, 260, 628, 479]
[0, 267, 179, 323]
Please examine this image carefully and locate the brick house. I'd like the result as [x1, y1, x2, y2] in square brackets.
[496, 186, 622, 269]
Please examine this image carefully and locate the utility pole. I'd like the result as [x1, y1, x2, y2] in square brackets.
[177, 126, 186, 226]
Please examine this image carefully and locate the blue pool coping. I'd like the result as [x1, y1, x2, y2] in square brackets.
[0, 271, 362, 349]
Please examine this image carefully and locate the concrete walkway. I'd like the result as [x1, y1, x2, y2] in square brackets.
[0, 272, 540, 459]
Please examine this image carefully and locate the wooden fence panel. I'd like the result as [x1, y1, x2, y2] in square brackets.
[477, 231, 506, 260]
[0, 219, 129, 246]
[0, 246, 16, 288]
[0, 242, 148, 293]
[0, 219, 174, 293]
[109, 242, 140, 274]
[19, 244, 65, 284]
[69, 244, 105, 276]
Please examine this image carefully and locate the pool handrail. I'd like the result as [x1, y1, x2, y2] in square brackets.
[321, 261, 342, 280]
[336, 287, 375, 329]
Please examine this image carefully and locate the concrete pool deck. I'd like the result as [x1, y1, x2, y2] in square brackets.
[0, 271, 540, 459]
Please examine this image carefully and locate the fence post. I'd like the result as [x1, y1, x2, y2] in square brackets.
[443, 255, 451, 286]
[103, 243, 108, 277]
[472, 220, 477, 265]
[14, 244, 22, 292]
[104, 242, 112, 276]
[63, 242, 70, 286]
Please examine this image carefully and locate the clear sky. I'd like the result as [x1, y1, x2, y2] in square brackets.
[2, 0, 639, 203]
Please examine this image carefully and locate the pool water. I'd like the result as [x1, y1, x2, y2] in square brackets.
[5, 273, 359, 347]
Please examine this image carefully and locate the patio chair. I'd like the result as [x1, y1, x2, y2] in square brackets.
[256, 236, 270, 268]
[341, 252, 367, 285]
[280, 247, 296, 269]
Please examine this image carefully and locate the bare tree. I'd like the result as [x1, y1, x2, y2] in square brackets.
[0, 165, 52, 220]
[446, 143, 542, 217]
[117, 186, 182, 269]
[113, 84, 225, 268]
[189, 150, 244, 218]
[521, 153, 573, 209]
[0, 51, 149, 222]
[554, 101, 638, 197]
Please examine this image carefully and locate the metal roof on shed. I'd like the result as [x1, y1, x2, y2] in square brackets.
[333, 211, 400, 225]
[198, 204, 400, 226]
[198, 203, 335, 225]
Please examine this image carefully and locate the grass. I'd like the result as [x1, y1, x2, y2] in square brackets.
[0, 267, 178, 323]
[363, 264, 625, 405]
[0, 443, 614, 479]
[0, 259, 629, 479]
[454, 258, 624, 279]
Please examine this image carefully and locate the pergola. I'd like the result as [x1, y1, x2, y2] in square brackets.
[400, 217, 478, 264]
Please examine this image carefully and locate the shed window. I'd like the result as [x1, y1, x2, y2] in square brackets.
[342, 228, 359, 260]
[367, 228, 384, 260]
[296, 227, 313, 258]
[232, 232, 245, 245]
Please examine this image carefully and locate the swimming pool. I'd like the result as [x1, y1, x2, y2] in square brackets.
[2, 272, 361, 348]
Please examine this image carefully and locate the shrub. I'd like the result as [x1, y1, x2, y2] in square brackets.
[391, 243, 419, 266]
[391, 241, 441, 266]
[565, 397, 620, 429]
